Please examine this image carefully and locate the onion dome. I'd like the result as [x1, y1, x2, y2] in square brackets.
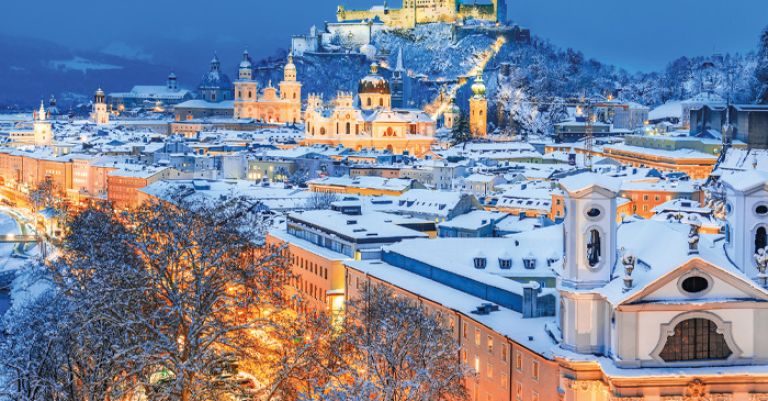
[471, 73, 486, 98]
[448, 97, 460, 113]
[359, 63, 390, 95]
[239, 50, 252, 69]
[284, 53, 296, 73]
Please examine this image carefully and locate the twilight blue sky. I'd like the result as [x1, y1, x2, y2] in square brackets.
[1, 0, 765, 72]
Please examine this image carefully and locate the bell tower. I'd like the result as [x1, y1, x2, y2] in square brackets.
[722, 171, 768, 279]
[558, 172, 619, 356]
[279, 53, 303, 123]
[469, 72, 488, 137]
[33, 100, 53, 147]
[559, 172, 619, 289]
[91, 88, 109, 125]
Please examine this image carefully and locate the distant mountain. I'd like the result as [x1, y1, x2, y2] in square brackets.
[0, 34, 200, 109]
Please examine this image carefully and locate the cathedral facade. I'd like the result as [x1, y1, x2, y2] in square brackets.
[303, 63, 436, 156]
[233, 52, 302, 124]
[337, 0, 507, 29]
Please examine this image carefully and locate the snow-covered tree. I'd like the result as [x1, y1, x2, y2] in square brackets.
[756, 25, 768, 103]
[451, 112, 472, 145]
[316, 284, 471, 401]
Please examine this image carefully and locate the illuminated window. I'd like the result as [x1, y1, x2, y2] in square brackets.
[475, 328, 481, 346]
[486, 362, 493, 378]
[501, 344, 508, 363]
[515, 382, 523, 400]
[487, 336, 493, 353]
[463, 322, 468, 339]
[515, 351, 523, 371]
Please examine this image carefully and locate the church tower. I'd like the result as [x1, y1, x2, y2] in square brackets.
[33, 101, 53, 147]
[559, 173, 619, 289]
[234, 50, 258, 119]
[722, 171, 768, 279]
[91, 88, 109, 125]
[469, 73, 488, 137]
[558, 172, 619, 355]
[167, 72, 178, 91]
[391, 48, 406, 108]
[279, 54, 302, 102]
[444, 98, 460, 129]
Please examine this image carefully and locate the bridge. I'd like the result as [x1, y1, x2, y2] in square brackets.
[0, 234, 40, 244]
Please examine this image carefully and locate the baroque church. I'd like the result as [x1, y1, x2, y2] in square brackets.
[233, 51, 303, 124]
[302, 58, 436, 157]
[554, 171, 768, 400]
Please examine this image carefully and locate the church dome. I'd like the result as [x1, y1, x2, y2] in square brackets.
[359, 63, 390, 95]
[471, 73, 486, 98]
[448, 98, 460, 113]
[239, 50, 252, 69]
[284, 53, 296, 73]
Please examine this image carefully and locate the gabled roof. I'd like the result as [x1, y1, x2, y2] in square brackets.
[618, 257, 768, 307]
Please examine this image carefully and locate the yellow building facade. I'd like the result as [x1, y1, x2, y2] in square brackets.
[234, 52, 302, 124]
[469, 73, 488, 137]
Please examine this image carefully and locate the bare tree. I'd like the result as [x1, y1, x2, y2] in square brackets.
[304, 191, 340, 210]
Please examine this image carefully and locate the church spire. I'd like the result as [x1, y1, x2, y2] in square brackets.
[395, 47, 404, 72]
[37, 100, 46, 121]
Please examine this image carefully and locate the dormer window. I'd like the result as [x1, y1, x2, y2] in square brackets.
[523, 257, 536, 270]
[473, 253, 487, 269]
[498, 257, 512, 270]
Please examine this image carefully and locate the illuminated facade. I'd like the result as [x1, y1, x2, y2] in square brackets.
[336, 0, 508, 29]
[303, 63, 437, 156]
[233, 52, 302, 124]
[91, 88, 110, 125]
[469, 73, 488, 137]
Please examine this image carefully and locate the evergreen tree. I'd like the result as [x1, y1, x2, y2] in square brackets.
[756, 25, 768, 103]
[451, 112, 472, 145]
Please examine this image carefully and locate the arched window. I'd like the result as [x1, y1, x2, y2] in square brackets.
[320, 127, 326, 136]
[756, 226, 767, 253]
[346, 122, 351, 135]
[659, 318, 732, 362]
[385, 127, 395, 137]
[586, 229, 601, 267]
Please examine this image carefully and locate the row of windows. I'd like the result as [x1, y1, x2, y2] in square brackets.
[292, 254, 329, 280]
[296, 277, 324, 302]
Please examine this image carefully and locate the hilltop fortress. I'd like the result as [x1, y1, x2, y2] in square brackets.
[337, 0, 507, 29]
